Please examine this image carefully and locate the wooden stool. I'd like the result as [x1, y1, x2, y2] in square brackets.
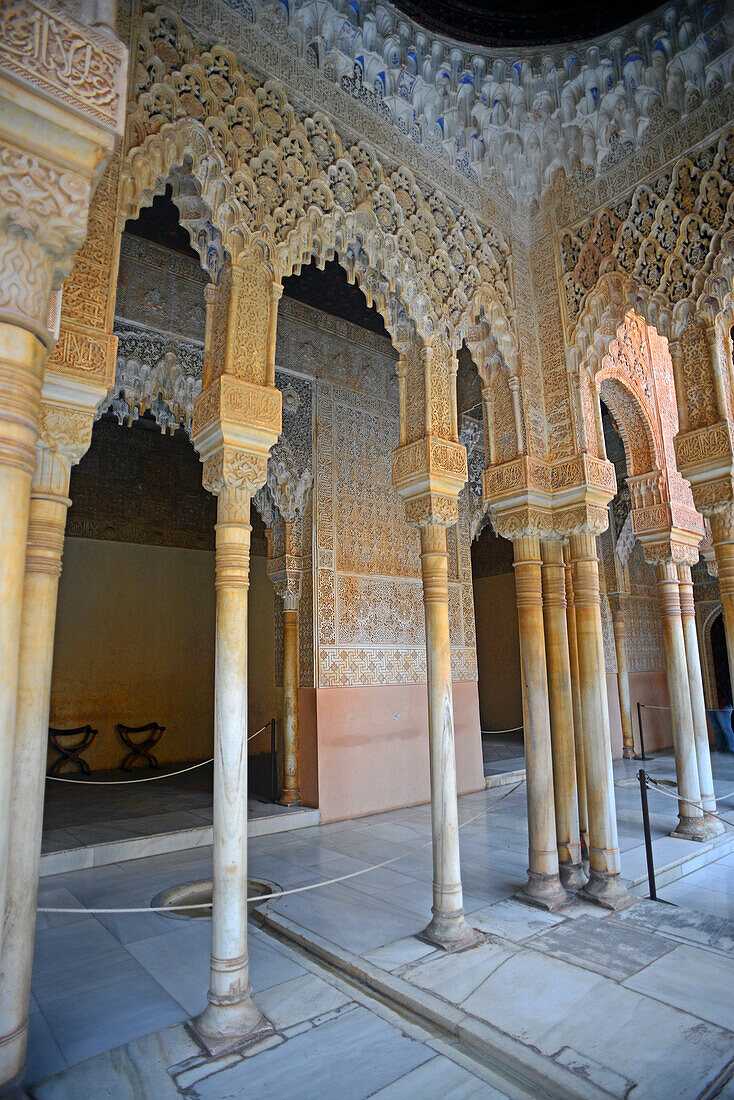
[48, 725, 98, 776]
[117, 722, 165, 771]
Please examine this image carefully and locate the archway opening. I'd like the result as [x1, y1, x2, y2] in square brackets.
[711, 612, 732, 708]
[42, 186, 286, 862]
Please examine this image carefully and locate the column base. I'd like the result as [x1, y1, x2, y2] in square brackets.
[515, 871, 570, 912]
[622, 747, 636, 760]
[276, 793, 301, 807]
[579, 869, 635, 911]
[670, 816, 711, 843]
[702, 812, 726, 838]
[559, 861, 588, 892]
[416, 908, 483, 952]
[0, 1020, 27, 1094]
[190, 996, 273, 1057]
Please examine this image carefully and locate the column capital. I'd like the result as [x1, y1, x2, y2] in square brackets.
[483, 452, 615, 541]
[267, 562, 302, 611]
[0, 3, 127, 342]
[193, 376, 282, 496]
[392, 435, 467, 527]
[675, 420, 734, 515]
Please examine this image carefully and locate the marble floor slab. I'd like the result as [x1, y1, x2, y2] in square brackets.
[187, 1007, 435, 1100]
[624, 942, 734, 1030]
[529, 913, 676, 980]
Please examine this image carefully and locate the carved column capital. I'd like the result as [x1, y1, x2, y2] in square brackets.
[193, 375, 282, 498]
[0, 2, 127, 342]
[392, 435, 467, 527]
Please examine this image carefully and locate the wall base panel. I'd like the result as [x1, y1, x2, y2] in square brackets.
[314, 680, 484, 823]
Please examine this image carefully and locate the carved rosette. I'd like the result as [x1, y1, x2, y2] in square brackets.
[392, 435, 467, 527]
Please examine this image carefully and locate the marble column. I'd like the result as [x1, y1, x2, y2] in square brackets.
[540, 541, 584, 890]
[564, 550, 588, 860]
[568, 530, 630, 909]
[709, 511, 734, 697]
[655, 560, 709, 841]
[0, 327, 47, 958]
[269, 567, 302, 806]
[678, 564, 721, 833]
[193, 485, 271, 1054]
[0, 399, 91, 1084]
[419, 521, 481, 948]
[513, 536, 568, 910]
[611, 603, 636, 759]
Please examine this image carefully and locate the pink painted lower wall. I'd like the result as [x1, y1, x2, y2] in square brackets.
[606, 670, 672, 758]
[312, 680, 484, 823]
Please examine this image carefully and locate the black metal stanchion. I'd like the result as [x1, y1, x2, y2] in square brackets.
[638, 769, 657, 900]
[636, 701, 647, 761]
[270, 717, 277, 803]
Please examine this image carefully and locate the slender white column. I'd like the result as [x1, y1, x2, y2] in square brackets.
[0, 417, 81, 1085]
[0, 327, 46, 962]
[569, 530, 631, 909]
[513, 535, 568, 910]
[656, 561, 710, 841]
[678, 564, 721, 834]
[541, 541, 584, 890]
[564, 550, 588, 860]
[193, 486, 271, 1054]
[611, 604, 636, 759]
[418, 521, 480, 948]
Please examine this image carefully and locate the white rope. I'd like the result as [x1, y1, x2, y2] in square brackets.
[638, 704, 671, 711]
[37, 779, 526, 914]
[46, 724, 273, 785]
[645, 778, 734, 830]
[482, 725, 524, 734]
[647, 776, 734, 805]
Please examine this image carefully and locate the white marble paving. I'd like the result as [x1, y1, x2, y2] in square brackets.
[25, 754, 734, 1098]
[624, 943, 734, 1030]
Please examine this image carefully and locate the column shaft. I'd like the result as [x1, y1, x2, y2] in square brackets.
[678, 565, 720, 831]
[419, 522, 479, 947]
[611, 606, 636, 759]
[569, 530, 630, 909]
[0, 325, 46, 958]
[279, 603, 301, 805]
[564, 552, 588, 859]
[193, 488, 270, 1054]
[540, 541, 584, 889]
[656, 561, 709, 841]
[710, 519, 734, 701]
[0, 447, 71, 1084]
[513, 536, 568, 910]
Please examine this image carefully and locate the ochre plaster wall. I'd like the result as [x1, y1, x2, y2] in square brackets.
[50, 538, 216, 770]
[313, 680, 484, 823]
[473, 573, 523, 732]
[49, 540, 283, 773]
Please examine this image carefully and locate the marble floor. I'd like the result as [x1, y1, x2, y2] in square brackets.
[42, 762, 304, 855]
[481, 732, 525, 778]
[25, 752, 734, 1098]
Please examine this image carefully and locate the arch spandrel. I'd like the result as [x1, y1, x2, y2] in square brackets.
[122, 5, 518, 373]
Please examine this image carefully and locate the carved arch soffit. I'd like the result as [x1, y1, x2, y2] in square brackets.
[119, 6, 518, 359]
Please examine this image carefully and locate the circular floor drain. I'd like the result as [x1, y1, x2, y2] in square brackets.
[151, 878, 279, 919]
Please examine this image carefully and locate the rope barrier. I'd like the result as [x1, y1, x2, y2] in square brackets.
[482, 724, 524, 734]
[37, 778, 526, 915]
[645, 777, 734, 830]
[45, 724, 272, 786]
[638, 704, 671, 712]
